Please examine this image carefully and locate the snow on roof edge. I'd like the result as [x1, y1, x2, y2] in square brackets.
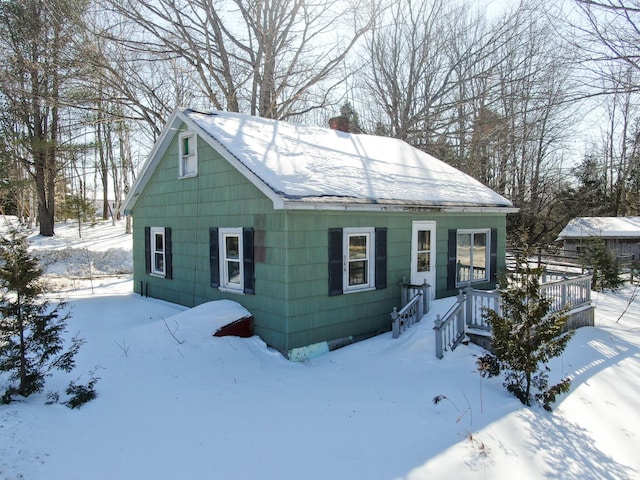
[184, 108, 515, 209]
[557, 216, 640, 239]
[124, 107, 517, 214]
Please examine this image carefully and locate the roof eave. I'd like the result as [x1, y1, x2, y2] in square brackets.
[279, 198, 518, 213]
[122, 108, 518, 216]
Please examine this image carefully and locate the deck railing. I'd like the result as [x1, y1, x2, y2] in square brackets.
[390, 274, 592, 358]
[539, 275, 592, 315]
[464, 284, 500, 331]
[400, 279, 430, 315]
[465, 274, 592, 331]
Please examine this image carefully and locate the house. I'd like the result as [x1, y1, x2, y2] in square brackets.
[557, 216, 640, 260]
[122, 108, 517, 358]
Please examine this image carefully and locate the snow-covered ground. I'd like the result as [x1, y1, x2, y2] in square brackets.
[1, 219, 639, 479]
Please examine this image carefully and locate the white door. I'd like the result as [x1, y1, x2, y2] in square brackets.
[411, 221, 436, 299]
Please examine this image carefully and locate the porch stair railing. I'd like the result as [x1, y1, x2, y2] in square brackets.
[433, 291, 466, 359]
[391, 280, 430, 338]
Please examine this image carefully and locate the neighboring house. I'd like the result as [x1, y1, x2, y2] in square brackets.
[557, 217, 640, 260]
[94, 199, 117, 219]
[122, 108, 517, 358]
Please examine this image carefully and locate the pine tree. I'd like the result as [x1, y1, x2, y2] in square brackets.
[339, 102, 364, 134]
[0, 229, 83, 402]
[478, 244, 573, 411]
[583, 237, 623, 292]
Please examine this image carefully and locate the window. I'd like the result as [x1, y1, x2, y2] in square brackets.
[151, 228, 166, 275]
[179, 132, 197, 178]
[456, 230, 488, 284]
[209, 227, 255, 294]
[328, 227, 387, 296]
[144, 227, 172, 279]
[416, 229, 431, 272]
[447, 228, 496, 289]
[345, 228, 374, 291]
[221, 228, 243, 291]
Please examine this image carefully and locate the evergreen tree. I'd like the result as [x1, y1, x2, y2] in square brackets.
[478, 244, 573, 411]
[583, 237, 624, 292]
[572, 154, 610, 216]
[339, 102, 364, 134]
[0, 229, 82, 402]
[62, 193, 96, 238]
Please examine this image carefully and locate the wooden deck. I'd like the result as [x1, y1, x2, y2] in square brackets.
[393, 275, 594, 358]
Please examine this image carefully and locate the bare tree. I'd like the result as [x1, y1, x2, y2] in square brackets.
[94, 0, 378, 122]
[572, 0, 640, 93]
[563, 1, 640, 218]
[489, 4, 577, 241]
[362, 0, 521, 151]
[364, 0, 466, 143]
[0, 0, 88, 236]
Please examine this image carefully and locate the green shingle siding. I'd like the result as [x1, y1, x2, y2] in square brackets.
[131, 128, 508, 355]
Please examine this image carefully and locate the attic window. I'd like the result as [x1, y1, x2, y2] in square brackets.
[179, 132, 197, 178]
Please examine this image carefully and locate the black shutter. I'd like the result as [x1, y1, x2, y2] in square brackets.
[328, 228, 343, 296]
[243, 227, 255, 294]
[209, 228, 220, 287]
[375, 227, 387, 290]
[144, 227, 151, 274]
[447, 229, 457, 290]
[489, 227, 498, 284]
[164, 228, 173, 279]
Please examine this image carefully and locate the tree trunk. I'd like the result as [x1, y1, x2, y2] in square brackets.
[34, 151, 55, 237]
[17, 292, 27, 396]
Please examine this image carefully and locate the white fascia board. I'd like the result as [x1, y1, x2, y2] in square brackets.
[440, 206, 520, 214]
[281, 201, 519, 213]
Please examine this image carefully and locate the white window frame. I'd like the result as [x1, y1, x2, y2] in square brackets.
[219, 227, 244, 293]
[343, 227, 376, 293]
[456, 228, 490, 286]
[179, 131, 198, 178]
[150, 227, 166, 277]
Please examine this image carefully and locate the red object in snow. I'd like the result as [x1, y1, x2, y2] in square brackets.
[213, 315, 254, 338]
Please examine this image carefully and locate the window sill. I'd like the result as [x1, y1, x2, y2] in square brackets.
[218, 286, 244, 295]
[456, 279, 489, 288]
[179, 173, 198, 179]
[149, 272, 166, 279]
[343, 286, 376, 295]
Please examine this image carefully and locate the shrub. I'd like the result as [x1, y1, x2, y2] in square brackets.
[64, 377, 99, 409]
[479, 242, 573, 410]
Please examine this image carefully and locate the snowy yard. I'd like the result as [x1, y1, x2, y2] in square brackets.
[1, 220, 639, 479]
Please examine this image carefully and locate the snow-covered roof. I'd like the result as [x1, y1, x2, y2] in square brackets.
[557, 217, 640, 239]
[123, 108, 516, 213]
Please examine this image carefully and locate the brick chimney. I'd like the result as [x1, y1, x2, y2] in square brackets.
[328, 116, 350, 133]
